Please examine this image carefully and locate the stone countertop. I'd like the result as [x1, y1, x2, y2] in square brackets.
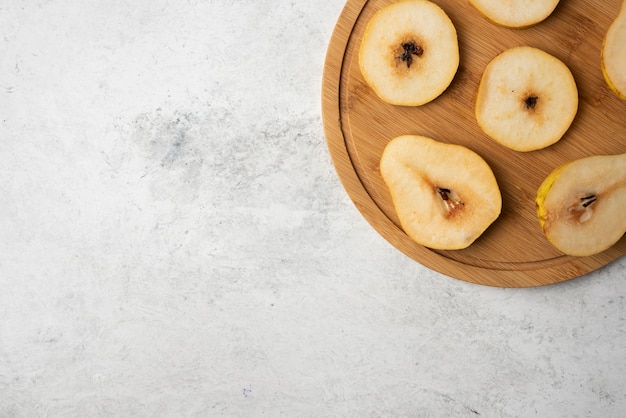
[1, 1, 624, 416]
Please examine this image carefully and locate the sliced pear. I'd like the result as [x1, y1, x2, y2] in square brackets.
[358, 0, 459, 106]
[536, 153, 626, 256]
[380, 135, 502, 250]
[476, 46, 578, 152]
[602, 0, 626, 100]
[469, 0, 560, 28]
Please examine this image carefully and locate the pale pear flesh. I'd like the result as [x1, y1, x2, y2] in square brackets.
[380, 135, 502, 250]
[359, 0, 459, 106]
[469, 0, 560, 28]
[476, 46, 578, 152]
[602, 0, 626, 100]
[536, 154, 626, 257]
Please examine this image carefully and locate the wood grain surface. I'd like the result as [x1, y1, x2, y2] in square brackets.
[322, 0, 626, 287]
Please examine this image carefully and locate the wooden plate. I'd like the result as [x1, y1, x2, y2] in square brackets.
[322, 0, 626, 287]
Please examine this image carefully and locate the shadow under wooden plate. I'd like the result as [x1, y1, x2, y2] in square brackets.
[322, 0, 626, 287]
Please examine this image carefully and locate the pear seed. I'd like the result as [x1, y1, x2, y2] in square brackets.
[398, 42, 424, 68]
[581, 195, 597, 208]
[525, 95, 538, 110]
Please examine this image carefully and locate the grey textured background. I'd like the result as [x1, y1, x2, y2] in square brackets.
[1, 1, 625, 417]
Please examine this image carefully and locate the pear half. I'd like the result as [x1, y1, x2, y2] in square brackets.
[469, 0, 560, 28]
[602, 0, 626, 100]
[380, 135, 502, 250]
[536, 153, 626, 256]
[358, 0, 459, 106]
[476, 46, 578, 152]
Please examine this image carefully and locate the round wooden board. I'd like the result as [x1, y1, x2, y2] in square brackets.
[322, 0, 626, 287]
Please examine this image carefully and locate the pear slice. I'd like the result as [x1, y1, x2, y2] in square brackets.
[536, 154, 626, 256]
[475, 46, 578, 152]
[602, 0, 626, 100]
[380, 135, 502, 250]
[358, 0, 459, 106]
[469, 0, 560, 28]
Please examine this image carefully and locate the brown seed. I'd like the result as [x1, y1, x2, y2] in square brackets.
[581, 195, 597, 208]
[438, 187, 451, 201]
[398, 42, 424, 68]
[525, 95, 539, 110]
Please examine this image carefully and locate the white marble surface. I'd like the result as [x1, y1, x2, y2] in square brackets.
[1, 1, 625, 417]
